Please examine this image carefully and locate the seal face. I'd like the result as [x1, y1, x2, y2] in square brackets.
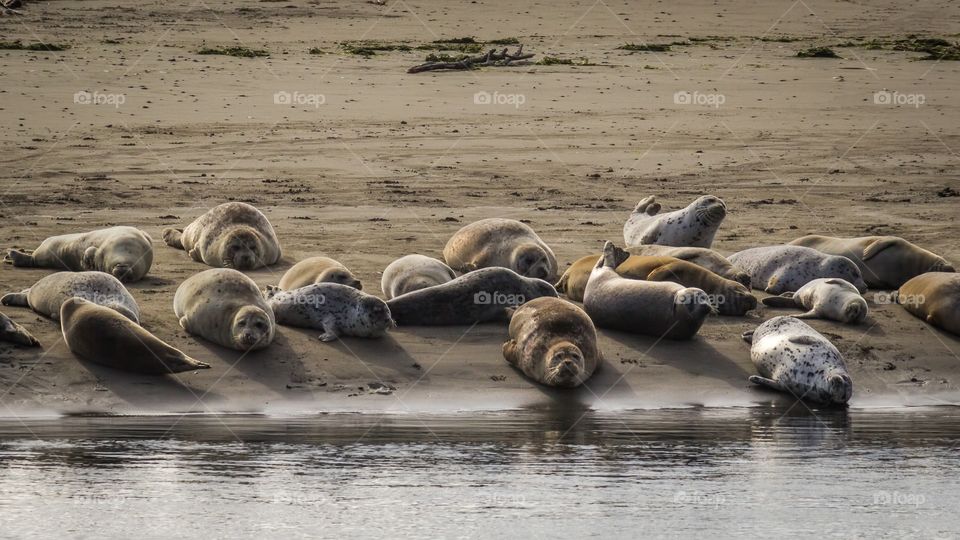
[277, 256, 362, 291]
[789, 235, 954, 289]
[387, 267, 558, 326]
[623, 195, 726, 248]
[898, 272, 960, 336]
[61, 298, 208, 374]
[443, 218, 558, 281]
[762, 278, 867, 324]
[268, 283, 394, 341]
[1, 271, 140, 323]
[742, 316, 852, 406]
[626, 244, 751, 288]
[381, 254, 457, 300]
[5, 226, 153, 282]
[0, 312, 39, 347]
[502, 297, 600, 388]
[583, 241, 713, 340]
[729, 245, 868, 294]
[174, 268, 276, 350]
[162, 202, 281, 270]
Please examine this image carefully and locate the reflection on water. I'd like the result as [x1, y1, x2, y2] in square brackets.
[0, 407, 958, 538]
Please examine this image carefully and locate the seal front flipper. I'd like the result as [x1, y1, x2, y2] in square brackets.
[318, 313, 339, 342]
[81, 246, 98, 271]
[793, 310, 819, 319]
[749, 375, 785, 392]
[502, 339, 519, 366]
[761, 292, 796, 308]
[188, 247, 203, 263]
[0, 290, 29, 307]
[162, 228, 185, 249]
[5, 250, 36, 267]
[861, 237, 901, 261]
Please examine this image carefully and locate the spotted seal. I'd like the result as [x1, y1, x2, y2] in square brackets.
[267, 283, 394, 341]
[762, 278, 867, 324]
[2, 271, 140, 323]
[729, 245, 867, 294]
[623, 195, 726, 248]
[742, 316, 852, 406]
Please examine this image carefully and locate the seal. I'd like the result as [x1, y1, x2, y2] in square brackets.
[502, 297, 600, 388]
[583, 241, 713, 340]
[174, 268, 276, 350]
[0, 312, 39, 347]
[443, 218, 558, 281]
[728, 245, 867, 294]
[742, 316, 852, 406]
[556, 254, 756, 315]
[162, 202, 281, 270]
[762, 278, 867, 324]
[897, 272, 960, 336]
[626, 244, 751, 288]
[61, 298, 209, 374]
[5, 226, 153, 282]
[623, 195, 726, 248]
[267, 283, 394, 341]
[2, 271, 140, 323]
[788, 235, 954, 289]
[381, 254, 457, 300]
[277, 256, 362, 290]
[387, 267, 558, 326]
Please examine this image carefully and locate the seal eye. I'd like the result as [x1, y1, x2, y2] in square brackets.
[237, 320, 246, 327]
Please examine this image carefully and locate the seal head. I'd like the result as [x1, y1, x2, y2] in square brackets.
[232, 304, 274, 349]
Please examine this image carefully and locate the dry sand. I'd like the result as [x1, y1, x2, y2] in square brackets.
[1, 0, 959, 415]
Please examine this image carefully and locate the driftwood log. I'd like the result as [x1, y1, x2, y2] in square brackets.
[408, 45, 534, 74]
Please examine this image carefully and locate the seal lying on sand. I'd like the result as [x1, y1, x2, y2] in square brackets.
[626, 244, 751, 288]
[387, 267, 557, 326]
[268, 283, 394, 341]
[0, 313, 39, 347]
[556, 254, 756, 315]
[789, 235, 954, 289]
[277, 256, 362, 291]
[162, 202, 281, 270]
[762, 278, 867, 324]
[443, 218, 558, 281]
[174, 268, 276, 350]
[5, 226, 153, 282]
[583, 241, 713, 340]
[2, 271, 140, 323]
[502, 297, 600, 388]
[729, 245, 867, 294]
[381, 254, 457, 300]
[742, 316, 852, 406]
[623, 195, 726, 248]
[61, 298, 208, 374]
[897, 272, 960, 336]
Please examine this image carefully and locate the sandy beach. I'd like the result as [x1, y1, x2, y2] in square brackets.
[1, 0, 959, 416]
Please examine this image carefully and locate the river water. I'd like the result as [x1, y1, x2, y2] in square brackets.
[0, 407, 957, 539]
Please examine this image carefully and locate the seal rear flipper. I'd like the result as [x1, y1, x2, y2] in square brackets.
[761, 293, 796, 308]
[862, 237, 901, 261]
[0, 314, 40, 347]
[633, 196, 661, 216]
[741, 329, 755, 343]
[0, 290, 29, 307]
[749, 375, 785, 392]
[161, 228, 185, 249]
[5, 250, 36, 267]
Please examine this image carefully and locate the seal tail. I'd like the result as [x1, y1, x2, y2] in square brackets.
[161, 228, 184, 249]
[5, 250, 35, 267]
[0, 290, 29, 307]
[761, 293, 797, 308]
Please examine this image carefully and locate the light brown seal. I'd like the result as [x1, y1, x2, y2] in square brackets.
[897, 272, 960, 336]
[277, 256, 362, 291]
[174, 268, 276, 350]
[162, 202, 281, 270]
[381, 254, 456, 300]
[626, 244, 751, 288]
[762, 278, 867, 324]
[5, 226, 153, 282]
[502, 297, 600, 388]
[789, 235, 954, 289]
[60, 298, 208, 374]
[443, 218, 558, 281]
